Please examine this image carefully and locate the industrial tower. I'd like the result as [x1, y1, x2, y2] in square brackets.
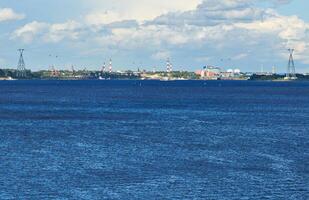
[166, 58, 173, 73]
[17, 49, 26, 78]
[286, 48, 297, 80]
[71, 65, 75, 76]
[109, 59, 112, 73]
[272, 66, 276, 74]
[102, 62, 106, 73]
[50, 65, 59, 77]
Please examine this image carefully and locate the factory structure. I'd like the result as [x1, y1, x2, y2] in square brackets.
[197, 66, 244, 80]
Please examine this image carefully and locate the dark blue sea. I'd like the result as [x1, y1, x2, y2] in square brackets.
[0, 80, 308, 199]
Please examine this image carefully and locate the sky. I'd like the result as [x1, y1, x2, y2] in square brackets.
[0, 0, 309, 72]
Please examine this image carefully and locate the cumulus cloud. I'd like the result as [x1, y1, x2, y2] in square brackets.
[11, 0, 309, 69]
[0, 8, 24, 22]
[152, 50, 171, 60]
[85, 11, 127, 26]
[12, 20, 82, 43]
[44, 20, 82, 43]
[83, 0, 202, 22]
[11, 21, 48, 43]
[149, 1, 267, 26]
[97, 0, 307, 66]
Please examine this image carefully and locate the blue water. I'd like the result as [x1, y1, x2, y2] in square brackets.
[0, 80, 308, 199]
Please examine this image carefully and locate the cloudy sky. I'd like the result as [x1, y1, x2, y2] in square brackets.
[0, 0, 308, 72]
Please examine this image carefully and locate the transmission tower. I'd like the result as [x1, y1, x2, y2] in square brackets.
[17, 49, 26, 78]
[286, 48, 297, 79]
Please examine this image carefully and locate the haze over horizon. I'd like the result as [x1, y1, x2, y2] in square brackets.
[0, 0, 309, 72]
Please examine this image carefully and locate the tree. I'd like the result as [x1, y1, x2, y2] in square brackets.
[0, 69, 5, 77]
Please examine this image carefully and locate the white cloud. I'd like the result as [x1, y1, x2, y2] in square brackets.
[234, 13, 309, 61]
[85, 11, 127, 26]
[10, 0, 309, 69]
[83, 0, 202, 22]
[11, 21, 48, 43]
[43, 20, 82, 43]
[151, 50, 171, 60]
[12, 20, 82, 43]
[0, 8, 24, 22]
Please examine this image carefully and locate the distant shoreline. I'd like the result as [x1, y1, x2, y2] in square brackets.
[0, 78, 306, 82]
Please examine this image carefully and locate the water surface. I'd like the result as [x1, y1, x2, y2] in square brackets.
[0, 80, 308, 199]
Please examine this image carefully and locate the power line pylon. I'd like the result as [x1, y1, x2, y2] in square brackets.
[17, 49, 26, 78]
[286, 48, 297, 80]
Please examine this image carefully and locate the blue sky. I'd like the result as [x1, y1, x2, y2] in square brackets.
[0, 0, 308, 72]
